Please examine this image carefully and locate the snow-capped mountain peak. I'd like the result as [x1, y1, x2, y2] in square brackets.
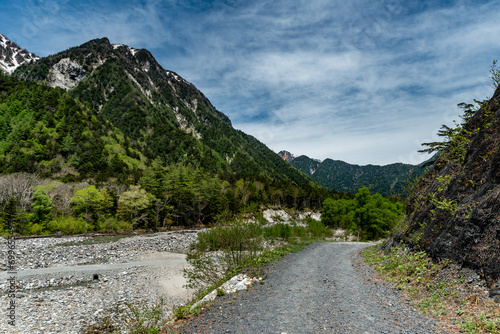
[0, 33, 40, 74]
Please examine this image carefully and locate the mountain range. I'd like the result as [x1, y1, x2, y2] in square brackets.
[0, 34, 314, 187]
[278, 150, 423, 196]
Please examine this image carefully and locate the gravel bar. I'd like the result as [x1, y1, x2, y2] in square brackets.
[0, 230, 200, 334]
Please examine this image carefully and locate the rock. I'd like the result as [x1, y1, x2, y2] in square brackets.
[490, 289, 500, 297]
[48, 58, 86, 90]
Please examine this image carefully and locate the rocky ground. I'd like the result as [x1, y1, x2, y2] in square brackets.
[0, 230, 201, 334]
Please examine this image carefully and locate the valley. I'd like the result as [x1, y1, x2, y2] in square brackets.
[0, 29, 499, 334]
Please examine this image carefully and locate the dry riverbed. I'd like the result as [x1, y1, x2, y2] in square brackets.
[0, 231, 199, 333]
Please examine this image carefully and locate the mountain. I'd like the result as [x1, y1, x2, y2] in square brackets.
[0, 33, 39, 74]
[280, 152, 422, 196]
[11, 37, 314, 186]
[393, 86, 500, 282]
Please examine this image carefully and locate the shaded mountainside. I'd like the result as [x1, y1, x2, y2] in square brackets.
[283, 154, 422, 196]
[395, 86, 500, 281]
[12, 37, 313, 186]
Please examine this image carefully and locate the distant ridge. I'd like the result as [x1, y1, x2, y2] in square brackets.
[279, 150, 422, 196]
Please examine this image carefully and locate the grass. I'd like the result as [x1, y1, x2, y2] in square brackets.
[362, 244, 500, 333]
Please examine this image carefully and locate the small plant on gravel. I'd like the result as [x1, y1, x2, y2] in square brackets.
[462, 312, 500, 333]
[83, 299, 168, 334]
[173, 305, 191, 319]
[121, 299, 168, 334]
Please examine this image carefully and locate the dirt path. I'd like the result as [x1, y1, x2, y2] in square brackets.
[173, 242, 445, 334]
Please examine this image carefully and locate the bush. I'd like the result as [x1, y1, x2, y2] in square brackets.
[305, 219, 333, 239]
[29, 223, 45, 235]
[97, 217, 132, 232]
[263, 223, 293, 241]
[47, 217, 93, 235]
[185, 220, 263, 288]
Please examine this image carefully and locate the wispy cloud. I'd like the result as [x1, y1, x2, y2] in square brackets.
[1, 0, 500, 165]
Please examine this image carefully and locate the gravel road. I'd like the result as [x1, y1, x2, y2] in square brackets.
[175, 242, 446, 334]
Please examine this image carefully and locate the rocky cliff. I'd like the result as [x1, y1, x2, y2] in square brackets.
[395, 86, 500, 283]
[278, 150, 296, 163]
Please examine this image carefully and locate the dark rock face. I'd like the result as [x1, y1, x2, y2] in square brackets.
[397, 86, 500, 281]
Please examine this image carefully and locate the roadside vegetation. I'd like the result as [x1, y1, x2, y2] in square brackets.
[362, 244, 500, 333]
[183, 217, 332, 290]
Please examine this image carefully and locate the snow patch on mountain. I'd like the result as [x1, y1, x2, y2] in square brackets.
[0, 33, 39, 74]
[173, 106, 202, 139]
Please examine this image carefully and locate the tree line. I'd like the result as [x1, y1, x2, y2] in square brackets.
[0, 167, 333, 236]
[321, 187, 405, 240]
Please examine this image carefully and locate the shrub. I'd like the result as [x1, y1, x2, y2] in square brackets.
[97, 217, 132, 232]
[305, 219, 333, 239]
[263, 223, 292, 241]
[185, 220, 263, 289]
[47, 217, 93, 235]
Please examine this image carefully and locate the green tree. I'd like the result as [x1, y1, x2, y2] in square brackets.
[117, 185, 155, 227]
[323, 187, 404, 240]
[30, 189, 52, 224]
[0, 198, 19, 235]
[490, 59, 500, 89]
[71, 185, 113, 224]
[321, 198, 356, 229]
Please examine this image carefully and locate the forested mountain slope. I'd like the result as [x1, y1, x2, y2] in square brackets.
[394, 86, 500, 281]
[0, 73, 144, 180]
[13, 37, 312, 186]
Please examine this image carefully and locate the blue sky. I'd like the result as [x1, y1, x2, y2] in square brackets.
[1, 0, 500, 165]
